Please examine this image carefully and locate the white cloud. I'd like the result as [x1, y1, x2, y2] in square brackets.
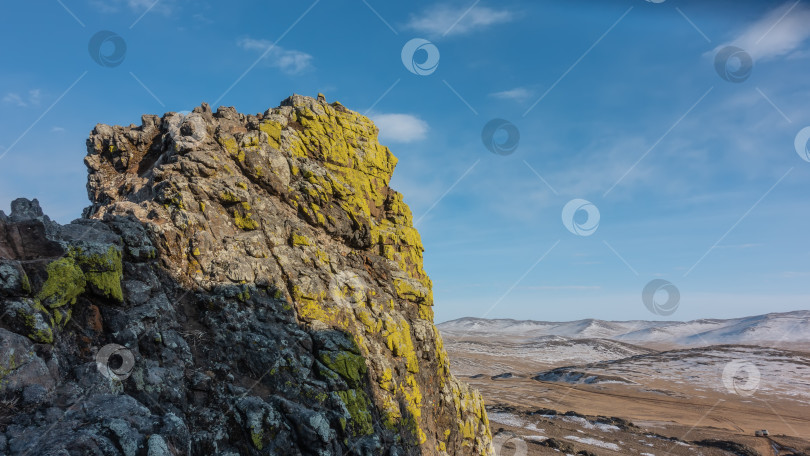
[712, 2, 810, 61]
[490, 87, 533, 102]
[238, 38, 313, 75]
[90, 0, 175, 14]
[405, 3, 514, 37]
[2, 93, 25, 107]
[3, 89, 41, 107]
[371, 113, 429, 143]
[127, 0, 159, 9]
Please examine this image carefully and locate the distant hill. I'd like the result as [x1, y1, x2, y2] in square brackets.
[438, 310, 810, 348]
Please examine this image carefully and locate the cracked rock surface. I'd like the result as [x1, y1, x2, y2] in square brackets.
[0, 95, 494, 455]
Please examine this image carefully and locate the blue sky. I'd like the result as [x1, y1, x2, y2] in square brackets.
[1, 0, 809, 323]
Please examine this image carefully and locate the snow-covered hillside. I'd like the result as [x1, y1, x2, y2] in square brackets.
[438, 310, 810, 347]
[446, 337, 654, 368]
[532, 345, 810, 404]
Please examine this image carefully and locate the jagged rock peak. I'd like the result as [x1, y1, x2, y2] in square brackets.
[0, 95, 494, 455]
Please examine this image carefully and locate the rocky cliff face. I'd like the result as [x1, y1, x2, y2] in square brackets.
[0, 95, 494, 455]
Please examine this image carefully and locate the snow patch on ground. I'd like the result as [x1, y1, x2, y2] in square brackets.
[564, 435, 621, 451]
[487, 412, 524, 428]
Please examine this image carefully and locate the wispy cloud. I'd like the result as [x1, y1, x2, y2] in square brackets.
[405, 3, 515, 37]
[712, 2, 810, 61]
[91, 0, 175, 15]
[191, 12, 213, 24]
[3, 89, 41, 107]
[238, 38, 313, 75]
[127, 0, 160, 10]
[779, 271, 810, 278]
[490, 87, 533, 102]
[371, 113, 429, 143]
[520, 285, 602, 291]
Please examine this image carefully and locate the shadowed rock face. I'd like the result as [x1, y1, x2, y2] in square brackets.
[0, 95, 494, 455]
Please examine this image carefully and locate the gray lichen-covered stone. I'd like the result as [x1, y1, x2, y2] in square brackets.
[0, 328, 56, 394]
[146, 434, 171, 456]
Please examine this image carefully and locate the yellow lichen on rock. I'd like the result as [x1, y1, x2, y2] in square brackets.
[81, 94, 495, 455]
[272, 95, 492, 454]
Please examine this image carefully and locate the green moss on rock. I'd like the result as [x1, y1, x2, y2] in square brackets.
[4, 299, 55, 344]
[251, 429, 264, 450]
[37, 257, 86, 309]
[72, 246, 124, 302]
[20, 271, 31, 294]
[22, 245, 124, 344]
[320, 351, 367, 387]
[336, 389, 374, 437]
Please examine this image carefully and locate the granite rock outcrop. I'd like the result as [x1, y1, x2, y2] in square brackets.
[0, 95, 493, 455]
